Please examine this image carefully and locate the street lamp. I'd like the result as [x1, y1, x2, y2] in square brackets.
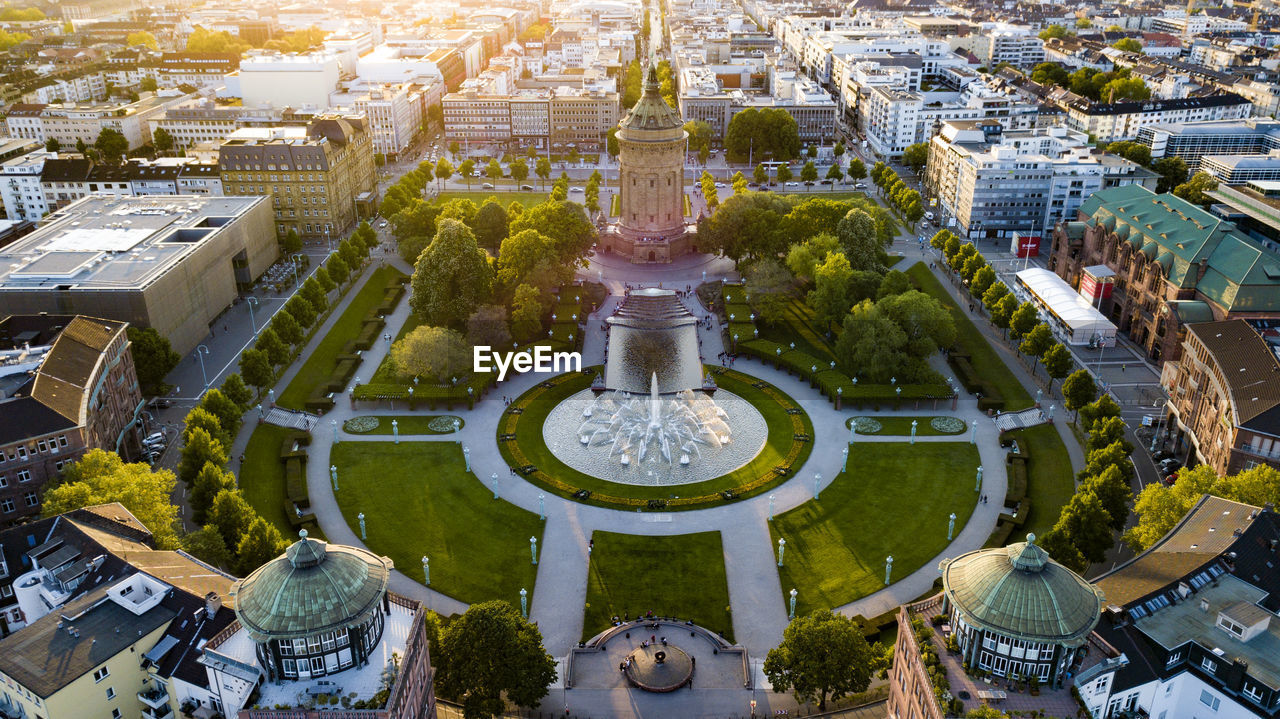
[789, 588, 797, 619]
[330, 464, 338, 491]
[520, 588, 528, 618]
[777, 538, 786, 566]
[195, 345, 210, 391]
[530, 536, 538, 564]
[246, 296, 260, 337]
[358, 512, 366, 540]
[538, 493, 545, 520]
[841, 447, 848, 472]
[290, 253, 305, 289]
[421, 556, 430, 585]
[491, 472, 499, 499]
[768, 493, 776, 520]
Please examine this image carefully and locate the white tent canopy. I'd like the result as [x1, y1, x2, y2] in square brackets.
[1015, 268, 1117, 346]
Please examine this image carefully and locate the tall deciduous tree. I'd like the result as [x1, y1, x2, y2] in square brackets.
[390, 326, 471, 382]
[190, 462, 237, 525]
[1079, 464, 1133, 531]
[1041, 343, 1073, 390]
[220, 373, 254, 410]
[743, 258, 793, 323]
[270, 308, 304, 346]
[1008, 302, 1040, 341]
[43, 449, 181, 549]
[435, 600, 557, 717]
[239, 349, 273, 391]
[763, 610, 874, 710]
[127, 327, 180, 396]
[254, 327, 290, 367]
[808, 252, 856, 326]
[236, 517, 288, 576]
[178, 427, 228, 485]
[472, 198, 509, 253]
[1019, 323, 1053, 372]
[901, 143, 929, 175]
[410, 219, 494, 327]
[1062, 369, 1098, 419]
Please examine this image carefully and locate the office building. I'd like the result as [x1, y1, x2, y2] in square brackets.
[1138, 118, 1280, 171]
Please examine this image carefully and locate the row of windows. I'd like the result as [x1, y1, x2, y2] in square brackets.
[278, 630, 351, 655]
[0, 435, 67, 464]
[0, 472, 33, 487]
[0, 493, 39, 512]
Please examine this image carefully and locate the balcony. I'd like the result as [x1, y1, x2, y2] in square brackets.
[138, 687, 169, 710]
[142, 703, 173, 719]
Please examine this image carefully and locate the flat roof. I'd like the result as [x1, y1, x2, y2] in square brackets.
[0, 195, 264, 292]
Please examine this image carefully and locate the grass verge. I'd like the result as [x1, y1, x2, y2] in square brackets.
[583, 531, 732, 642]
[276, 266, 405, 410]
[239, 424, 325, 541]
[332, 441, 543, 606]
[771, 441, 979, 615]
[1014, 424, 1075, 537]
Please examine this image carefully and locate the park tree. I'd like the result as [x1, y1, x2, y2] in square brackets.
[410, 219, 493, 327]
[220, 373, 254, 410]
[1080, 464, 1133, 531]
[1087, 415, 1132, 454]
[127, 326, 180, 396]
[390, 326, 471, 382]
[1019, 323, 1054, 372]
[94, 128, 129, 165]
[826, 163, 844, 184]
[1009, 302, 1040, 341]
[236, 517, 288, 576]
[847, 157, 867, 182]
[970, 265, 997, 299]
[754, 163, 770, 185]
[1042, 343, 1073, 390]
[876, 291, 956, 359]
[45, 449, 181, 548]
[198, 389, 242, 437]
[1037, 528, 1087, 574]
[990, 293, 1019, 336]
[178, 427, 228, 485]
[466, 305, 512, 349]
[485, 158, 503, 183]
[800, 161, 818, 184]
[496, 229, 562, 290]
[438, 197, 479, 227]
[207, 489, 254, 552]
[1050, 491, 1116, 565]
[1030, 62, 1069, 86]
[239, 349, 273, 391]
[743, 258, 794, 323]
[435, 600, 557, 717]
[785, 233, 841, 282]
[763, 610, 874, 711]
[835, 208, 882, 272]
[254, 327, 290, 367]
[982, 281, 1010, 311]
[1062, 369, 1098, 419]
[724, 107, 801, 161]
[835, 302, 910, 383]
[270, 308, 304, 346]
[901, 143, 930, 175]
[182, 407, 229, 449]
[152, 127, 174, 154]
[510, 283, 546, 341]
[695, 191, 790, 263]
[777, 163, 793, 184]
[1174, 172, 1218, 206]
[808, 252, 856, 326]
[1079, 394, 1123, 433]
[780, 197, 852, 246]
[435, 157, 454, 190]
[1084, 442, 1135, 483]
[181, 525, 231, 570]
[326, 254, 350, 286]
[473, 198, 510, 253]
[509, 200, 595, 263]
[190, 462, 236, 525]
[1153, 156, 1188, 193]
[509, 158, 529, 185]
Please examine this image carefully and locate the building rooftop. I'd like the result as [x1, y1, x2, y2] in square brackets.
[1186, 320, 1280, 432]
[0, 195, 266, 292]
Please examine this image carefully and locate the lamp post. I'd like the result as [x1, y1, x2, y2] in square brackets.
[332, 419, 338, 444]
[246, 296, 260, 337]
[463, 445, 471, 472]
[538, 493, 545, 520]
[970, 420, 977, 445]
[948, 512, 957, 540]
[358, 512, 366, 540]
[257, 403, 264, 421]
[1048, 403, 1055, 421]
[422, 556, 430, 585]
[520, 588, 528, 618]
[910, 419, 917, 444]
[842, 447, 848, 472]
[885, 555, 894, 585]
[491, 472, 499, 499]
[768, 493, 776, 520]
[392, 419, 399, 444]
[330, 464, 338, 491]
[777, 538, 786, 567]
[290, 253, 305, 289]
[975, 465, 984, 492]
[789, 588, 797, 619]
[195, 345, 210, 391]
[530, 536, 538, 565]
[813, 472, 822, 500]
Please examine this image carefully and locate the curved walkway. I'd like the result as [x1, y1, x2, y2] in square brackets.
[289, 255, 1013, 664]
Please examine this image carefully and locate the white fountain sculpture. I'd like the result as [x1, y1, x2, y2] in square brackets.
[577, 372, 732, 467]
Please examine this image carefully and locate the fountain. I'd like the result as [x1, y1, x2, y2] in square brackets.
[542, 288, 766, 486]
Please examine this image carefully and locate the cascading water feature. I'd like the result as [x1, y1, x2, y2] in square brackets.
[576, 372, 733, 468]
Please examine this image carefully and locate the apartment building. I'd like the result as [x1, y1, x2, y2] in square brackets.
[443, 87, 619, 151]
[862, 80, 1038, 158]
[0, 315, 141, 524]
[0, 150, 54, 222]
[1063, 93, 1254, 143]
[350, 84, 424, 159]
[218, 116, 377, 240]
[974, 30, 1046, 69]
[1049, 185, 1280, 363]
[149, 52, 241, 87]
[1160, 320, 1280, 475]
[4, 94, 190, 151]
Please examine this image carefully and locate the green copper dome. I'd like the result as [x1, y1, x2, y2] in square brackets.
[620, 64, 683, 132]
[940, 534, 1104, 647]
[232, 531, 393, 641]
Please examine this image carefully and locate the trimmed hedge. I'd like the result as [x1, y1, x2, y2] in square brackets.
[1006, 457, 1028, 504]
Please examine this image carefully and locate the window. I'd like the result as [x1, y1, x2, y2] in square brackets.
[23, 492, 36, 507]
[0, 476, 6, 488]
[112, 709, 121, 718]
[105, 687, 115, 700]
[0, 499, 13, 513]
[1201, 657, 1218, 673]
[17, 470, 29, 483]
[1166, 651, 1182, 666]
[1199, 690, 1220, 710]
[94, 667, 110, 682]
[1244, 684, 1264, 703]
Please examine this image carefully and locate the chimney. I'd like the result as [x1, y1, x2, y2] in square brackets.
[204, 592, 221, 620]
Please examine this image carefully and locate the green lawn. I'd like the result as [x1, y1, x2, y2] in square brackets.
[239, 424, 325, 541]
[756, 298, 836, 362]
[906, 262, 1033, 411]
[1012, 424, 1075, 537]
[847, 416, 966, 436]
[343, 415, 464, 435]
[771, 442, 980, 615]
[277, 266, 406, 410]
[499, 366, 813, 510]
[331, 441, 543, 606]
[436, 191, 548, 209]
[583, 531, 732, 641]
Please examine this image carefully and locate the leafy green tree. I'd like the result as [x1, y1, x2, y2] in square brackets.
[326, 253, 350, 286]
[877, 270, 913, 300]
[152, 127, 174, 154]
[901, 143, 930, 175]
[466, 304, 512, 349]
[732, 170, 749, 194]
[410, 219, 493, 327]
[684, 120, 713, 155]
[970, 265, 997, 299]
[724, 107, 801, 161]
[835, 301, 910, 383]
[744, 258, 794, 323]
[509, 158, 529, 184]
[847, 157, 866, 182]
[877, 290, 956, 359]
[982, 281, 1010, 311]
[808, 252, 855, 326]
[1174, 172, 1219, 206]
[435, 157, 453, 190]
[1030, 62, 1069, 86]
[181, 525, 231, 570]
[508, 200, 595, 264]
[763, 610, 874, 710]
[1152, 156, 1189, 193]
[127, 326, 180, 396]
[472, 198, 509, 253]
[1111, 37, 1143, 53]
[1080, 464, 1133, 531]
[236, 517, 288, 576]
[1105, 141, 1152, 166]
[785, 232, 840, 282]
[1087, 415, 1132, 455]
[825, 163, 843, 184]
[390, 326, 470, 382]
[190, 462, 236, 525]
[497, 228, 558, 288]
[178, 426, 227, 485]
[835, 208, 882, 272]
[800, 161, 818, 183]
[621, 60, 643, 108]
[207, 489, 253, 551]
[510, 283, 546, 341]
[1099, 76, 1150, 102]
[833, 141, 845, 158]
[1126, 464, 1280, 550]
[435, 600, 558, 717]
[1042, 343, 1073, 390]
[181, 407, 228, 449]
[220, 373, 254, 410]
[270, 307, 304, 346]
[1075, 17, 1092, 28]
[44, 449, 180, 548]
[485, 158, 503, 183]
[1084, 442, 1134, 483]
[254, 327, 289, 367]
[1079, 394, 1123, 433]
[1038, 528, 1086, 574]
[1009, 302, 1040, 341]
[1038, 24, 1072, 40]
[197, 389, 242, 439]
[1019, 323, 1053, 372]
[94, 128, 129, 165]
[777, 163, 793, 184]
[281, 228, 302, 254]
[239, 349, 273, 391]
[1062, 369, 1098, 419]
[1050, 491, 1116, 565]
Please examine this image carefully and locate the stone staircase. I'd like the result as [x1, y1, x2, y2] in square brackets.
[993, 406, 1047, 433]
[264, 407, 319, 431]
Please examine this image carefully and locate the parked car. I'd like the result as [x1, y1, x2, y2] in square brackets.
[570, 186, 585, 193]
[1162, 472, 1179, 486]
[143, 432, 166, 446]
[855, 182, 867, 189]
[1152, 449, 1174, 462]
[481, 182, 495, 189]
[784, 181, 799, 187]
[520, 184, 535, 191]
[819, 179, 833, 185]
[1158, 458, 1183, 474]
[714, 182, 725, 188]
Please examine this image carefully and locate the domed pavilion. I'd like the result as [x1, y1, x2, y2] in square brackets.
[939, 534, 1104, 688]
[231, 530, 394, 681]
